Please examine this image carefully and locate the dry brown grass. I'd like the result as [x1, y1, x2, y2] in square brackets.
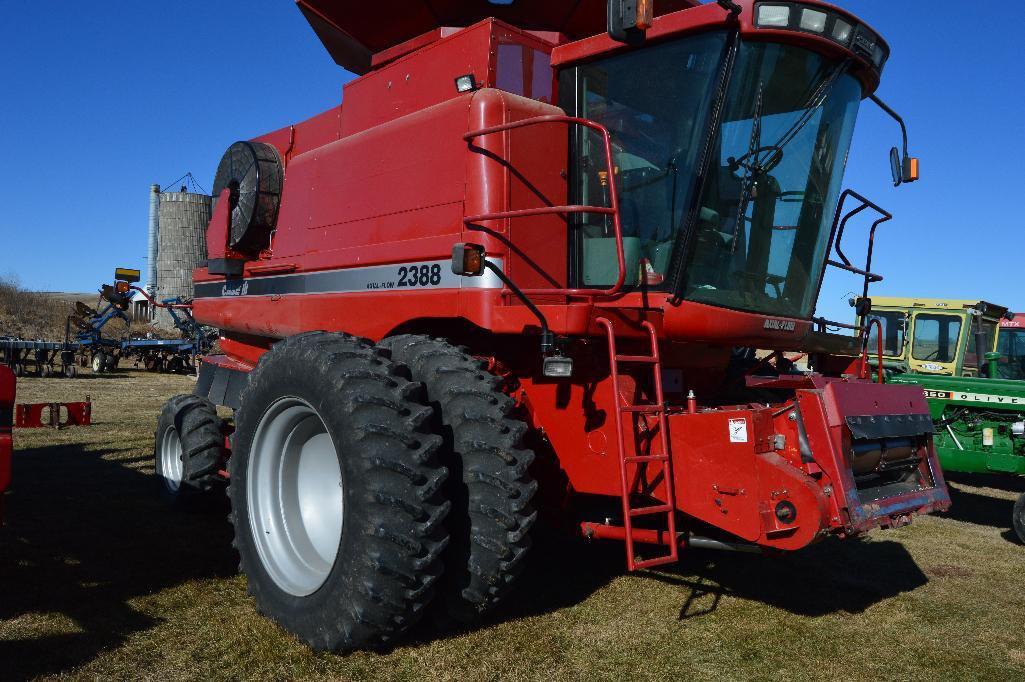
[0, 276, 176, 343]
[1, 369, 1024, 681]
[0, 276, 88, 341]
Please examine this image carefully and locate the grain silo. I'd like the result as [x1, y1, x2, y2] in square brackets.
[153, 188, 212, 329]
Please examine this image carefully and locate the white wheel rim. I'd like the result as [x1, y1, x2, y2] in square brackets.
[248, 397, 344, 596]
[160, 426, 184, 493]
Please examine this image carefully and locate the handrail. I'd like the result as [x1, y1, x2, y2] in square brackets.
[826, 189, 891, 302]
[464, 114, 627, 299]
[861, 317, 885, 384]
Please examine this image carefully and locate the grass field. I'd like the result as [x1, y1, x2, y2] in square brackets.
[2, 369, 1024, 681]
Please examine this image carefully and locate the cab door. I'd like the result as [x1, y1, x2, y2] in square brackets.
[908, 312, 964, 375]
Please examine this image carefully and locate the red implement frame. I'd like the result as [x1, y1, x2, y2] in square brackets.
[464, 115, 627, 298]
[15, 398, 92, 429]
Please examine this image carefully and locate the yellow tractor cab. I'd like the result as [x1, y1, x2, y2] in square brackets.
[859, 297, 1010, 377]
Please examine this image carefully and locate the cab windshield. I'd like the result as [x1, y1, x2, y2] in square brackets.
[679, 42, 861, 318]
[560, 35, 862, 320]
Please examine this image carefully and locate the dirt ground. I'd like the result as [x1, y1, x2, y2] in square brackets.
[1, 369, 1024, 681]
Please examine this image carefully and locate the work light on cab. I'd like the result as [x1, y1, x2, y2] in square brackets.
[754, 2, 887, 68]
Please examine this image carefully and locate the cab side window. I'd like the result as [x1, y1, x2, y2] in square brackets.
[866, 311, 906, 357]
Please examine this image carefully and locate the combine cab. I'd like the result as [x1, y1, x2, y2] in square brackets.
[860, 297, 1025, 541]
[157, 0, 947, 650]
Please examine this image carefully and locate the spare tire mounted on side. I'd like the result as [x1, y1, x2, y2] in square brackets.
[211, 140, 284, 255]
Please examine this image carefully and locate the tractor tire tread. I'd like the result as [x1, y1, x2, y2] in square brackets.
[229, 332, 448, 652]
[379, 334, 537, 624]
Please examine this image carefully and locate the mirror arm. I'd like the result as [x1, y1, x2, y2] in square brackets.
[869, 94, 909, 159]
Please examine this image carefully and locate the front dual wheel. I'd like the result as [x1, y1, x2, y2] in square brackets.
[229, 333, 450, 651]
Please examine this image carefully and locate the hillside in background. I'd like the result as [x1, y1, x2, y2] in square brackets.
[0, 276, 138, 341]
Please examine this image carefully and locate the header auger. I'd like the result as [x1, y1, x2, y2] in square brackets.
[157, 0, 946, 651]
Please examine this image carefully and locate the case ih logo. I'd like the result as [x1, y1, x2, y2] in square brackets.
[221, 281, 250, 297]
[763, 319, 797, 332]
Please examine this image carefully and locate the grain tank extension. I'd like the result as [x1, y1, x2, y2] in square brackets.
[156, 0, 948, 651]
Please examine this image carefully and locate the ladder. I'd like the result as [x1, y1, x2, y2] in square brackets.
[595, 317, 679, 570]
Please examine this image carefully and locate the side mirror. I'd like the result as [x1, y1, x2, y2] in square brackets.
[451, 243, 486, 276]
[889, 147, 902, 186]
[607, 0, 652, 44]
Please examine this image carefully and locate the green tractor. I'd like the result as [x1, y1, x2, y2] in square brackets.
[858, 297, 1025, 542]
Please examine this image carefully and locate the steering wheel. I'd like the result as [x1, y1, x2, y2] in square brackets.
[728, 145, 784, 179]
[923, 349, 941, 361]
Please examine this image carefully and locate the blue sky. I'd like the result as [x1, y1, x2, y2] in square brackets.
[0, 1, 1020, 325]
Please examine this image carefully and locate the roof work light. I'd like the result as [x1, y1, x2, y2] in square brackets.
[754, 2, 889, 71]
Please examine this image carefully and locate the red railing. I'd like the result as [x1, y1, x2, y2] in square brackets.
[860, 317, 885, 384]
[463, 115, 627, 298]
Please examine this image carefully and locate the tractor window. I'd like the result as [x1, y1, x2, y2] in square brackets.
[996, 328, 1025, 380]
[964, 317, 998, 372]
[559, 31, 729, 287]
[865, 310, 906, 357]
[911, 314, 962, 363]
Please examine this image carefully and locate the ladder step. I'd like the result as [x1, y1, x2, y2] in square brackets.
[624, 455, 669, 463]
[620, 405, 662, 414]
[615, 354, 657, 364]
[628, 503, 674, 517]
[633, 554, 678, 570]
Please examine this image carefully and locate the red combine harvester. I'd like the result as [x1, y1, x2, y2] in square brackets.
[157, 0, 948, 650]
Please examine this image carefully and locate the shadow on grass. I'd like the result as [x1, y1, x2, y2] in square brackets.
[944, 484, 1020, 543]
[945, 471, 1025, 494]
[0, 443, 235, 681]
[408, 528, 928, 646]
[648, 537, 928, 619]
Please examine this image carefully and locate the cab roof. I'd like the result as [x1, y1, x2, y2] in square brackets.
[296, 0, 700, 73]
[873, 296, 1010, 317]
